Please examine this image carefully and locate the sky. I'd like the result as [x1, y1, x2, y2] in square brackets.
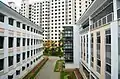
[0, 0, 43, 7]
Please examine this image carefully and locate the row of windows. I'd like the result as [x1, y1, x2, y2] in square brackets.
[0, 13, 42, 35]
[0, 36, 41, 49]
[4, 55, 41, 79]
[81, 29, 111, 77]
[0, 49, 41, 71]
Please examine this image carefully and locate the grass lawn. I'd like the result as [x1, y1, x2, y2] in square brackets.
[54, 60, 64, 72]
[60, 71, 76, 79]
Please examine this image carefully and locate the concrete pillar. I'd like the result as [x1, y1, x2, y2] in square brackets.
[4, 36, 8, 73]
[111, 0, 119, 79]
[13, 37, 16, 68]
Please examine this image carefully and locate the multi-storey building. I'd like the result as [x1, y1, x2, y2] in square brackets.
[8, 2, 21, 14]
[21, 0, 29, 19]
[19, 0, 94, 46]
[75, 0, 94, 23]
[63, 25, 79, 68]
[77, 0, 120, 79]
[33, 2, 42, 26]
[42, 0, 50, 42]
[49, 0, 67, 45]
[0, 1, 43, 79]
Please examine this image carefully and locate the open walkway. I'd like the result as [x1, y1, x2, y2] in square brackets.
[35, 56, 60, 79]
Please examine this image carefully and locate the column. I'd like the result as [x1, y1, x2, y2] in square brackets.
[4, 36, 8, 73]
[111, 0, 119, 79]
[20, 37, 23, 64]
[88, 16, 91, 69]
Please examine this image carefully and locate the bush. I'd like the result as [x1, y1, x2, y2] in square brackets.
[60, 71, 76, 79]
[54, 60, 64, 72]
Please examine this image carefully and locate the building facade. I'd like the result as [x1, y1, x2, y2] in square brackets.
[0, 1, 43, 79]
[19, 0, 94, 46]
[8, 2, 21, 14]
[42, 0, 50, 42]
[63, 25, 80, 68]
[77, 0, 120, 79]
[75, 0, 94, 23]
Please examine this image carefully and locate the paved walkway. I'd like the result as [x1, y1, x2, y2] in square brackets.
[35, 56, 60, 79]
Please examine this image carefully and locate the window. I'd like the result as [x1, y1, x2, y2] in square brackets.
[0, 59, 4, 71]
[8, 37, 13, 48]
[96, 32, 101, 73]
[31, 39, 33, 45]
[8, 56, 13, 67]
[31, 61, 33, 65]
[17, 38, 20, 47]
[23, 38, 26, 46]
[22, 66, 25, 71]
[0, 13, 5, 22]
[27, 26, 30, 31]
[27, 39, 29, 46]
[31, 27, 33, 32]
[105, 29, 111, 79]
[0, 36, 4, 49]
[8, 18, 14, 26]
[22, 52, 25, 60]
[22, 24, 26, 30]
[34, 39, 35, 45]
[27, 63, 29, 67]
[8, 75, 13, 79]
[16, 54, 20, 63]
[91, 33, 94, 67]
[34, 49, 36, 55]
[16, 70, 20, 75]
[16, 21, 20, 28]
[31, 50, 33, 56]
[27, 51, 30, 58]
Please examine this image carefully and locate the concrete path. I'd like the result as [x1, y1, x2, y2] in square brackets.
[35, 56, 60, 79]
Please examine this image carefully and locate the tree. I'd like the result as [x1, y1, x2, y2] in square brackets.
[58, 37, 64, 59]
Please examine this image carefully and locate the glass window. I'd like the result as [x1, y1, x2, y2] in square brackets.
[23, 38, 26, 46]
[8, 75, 13, 79]
[106, 64, 111, 73]
[16, 21, 20, 28]
[27, 63, 29, 67]
[8, 18, 14, 26]
[17, 38, 20, 47]
[16, 54, 20, 63]
[0, 59, 4, 71]
[16, 70, 20, 75]
[22, 52, 25, 60]
[31, 50, 33, 56]
[0, 36, 4, 49]
[27, 26, 30, 31]
[22, 24, 26, 30]
[22, 66, 25, 71]
[0, 13, 4, 22]
[8, 56, 13, 67]
[105, 29, 111, 78]
[31, 39, 33, 45]
[27, 51, 29, 58]
[27, 39, 29, 46]
[8, 37, 13, 48]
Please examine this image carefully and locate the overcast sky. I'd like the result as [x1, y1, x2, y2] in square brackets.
[0, 0, 43, 7]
